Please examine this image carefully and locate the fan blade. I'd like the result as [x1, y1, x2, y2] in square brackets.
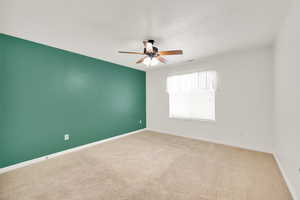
[136, 56, 147, 64]
[157, 56, 167, 64]
[159, 50, 183, 55]
[118, 51, 145, 55]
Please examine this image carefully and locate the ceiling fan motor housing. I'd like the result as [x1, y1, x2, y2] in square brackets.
[144, 46, 158, 57]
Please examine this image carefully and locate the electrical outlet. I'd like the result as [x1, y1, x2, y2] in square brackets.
[64, 134, 69, 141]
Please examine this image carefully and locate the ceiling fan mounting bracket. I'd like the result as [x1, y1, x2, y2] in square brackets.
[147, 39, 155, 44]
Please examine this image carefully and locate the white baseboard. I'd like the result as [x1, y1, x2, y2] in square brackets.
[273, 153, 299, 200]
[146, 128, 272, 154]
[0, 128, 146, 174]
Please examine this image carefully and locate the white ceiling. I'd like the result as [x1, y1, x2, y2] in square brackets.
[0, 0, 291, 71]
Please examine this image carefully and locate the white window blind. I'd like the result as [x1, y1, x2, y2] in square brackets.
[167, 71, 217, 120]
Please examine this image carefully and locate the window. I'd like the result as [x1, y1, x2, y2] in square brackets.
[167, 71, 217, 120]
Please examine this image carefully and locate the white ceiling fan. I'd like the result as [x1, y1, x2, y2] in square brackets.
[118, 40, 183, 66]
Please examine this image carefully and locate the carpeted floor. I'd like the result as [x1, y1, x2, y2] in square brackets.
[0, 131, 292, 200]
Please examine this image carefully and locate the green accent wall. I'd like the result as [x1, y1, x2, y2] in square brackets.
[0, 34, 146, 168]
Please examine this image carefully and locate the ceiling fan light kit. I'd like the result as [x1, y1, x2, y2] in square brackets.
[118, 40, 183, 67]
[143, 57, 159, 66]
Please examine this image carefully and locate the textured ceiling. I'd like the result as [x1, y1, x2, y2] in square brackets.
[0, 0, 291, 70]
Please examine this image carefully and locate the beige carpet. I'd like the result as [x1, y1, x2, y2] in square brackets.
[0, 131, 292, 200]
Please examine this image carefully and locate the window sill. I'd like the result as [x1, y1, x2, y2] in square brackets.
[169, 117, 216, 122]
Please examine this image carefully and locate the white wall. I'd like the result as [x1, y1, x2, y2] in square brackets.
[147, 47, 274, 153]
[274, 0, 300, 198]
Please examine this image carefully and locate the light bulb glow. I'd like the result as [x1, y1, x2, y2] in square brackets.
[143, 57, 159, 66]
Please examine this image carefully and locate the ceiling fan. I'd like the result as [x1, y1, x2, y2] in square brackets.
[118, 40, 183, 66]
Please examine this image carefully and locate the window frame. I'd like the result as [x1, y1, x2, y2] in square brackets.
[166, 69, 217, 122]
